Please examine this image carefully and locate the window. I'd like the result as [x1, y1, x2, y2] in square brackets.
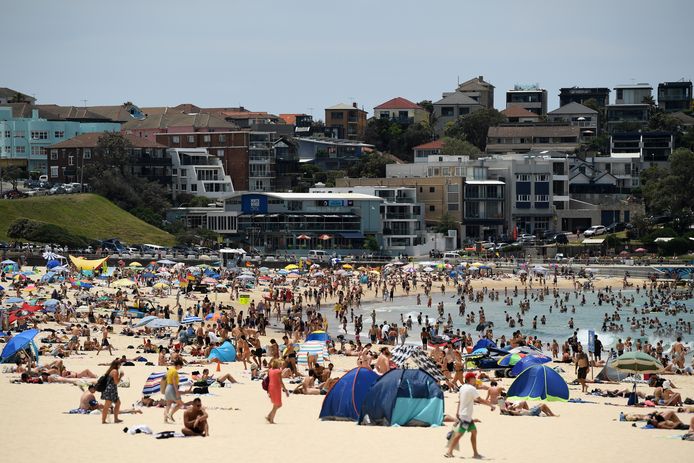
[180, 169, 187, 177]
[217, 149, 224, 157]
[429, 187, 435, 193]
[331, 111, 344, 120]
[14, 130, 25, 138]
[50, 150, 58, 160]
[15, 146, 26, 154]
[172, 136, 180, 143]
[535, 174, 548, 181]
[83, 148, 92, 159]
[458, 107, 469, 116]
[535, 195, 549, 202]
[187, 135, 195, 143]
[379, 111, 390, 119]
[441, 107, 454, 117]
[4, 131, 10, 137]
[516, 174, 530, 182]
[31, 146, 47, 155]
[30, 131, 48, 140]
[191, 184, 197, 192]
[447, 203, 459, 211]
[219, 134, 226, 142]
[50, 166, 59, 178]
[68, 156, 74, 166]
[465, 202, 479, 218]
[54, 130, 65, 138]
[447, 184, 459, 193]
[203, 134, 211, 142]
[516, 194, 531, 202]
[429, 205, 436, 212]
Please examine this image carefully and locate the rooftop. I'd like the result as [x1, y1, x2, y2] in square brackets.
[548, 102, 598, 115]
[501, 106, 540, 118]
[49, 132, 166, 149]
[374, 97, 423, 110]
[228, 191, 383, 201]
[413, 139, 444, 150]
[326, 103, 366, 112]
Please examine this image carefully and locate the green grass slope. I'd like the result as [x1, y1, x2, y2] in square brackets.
[0, 193, 175, 246]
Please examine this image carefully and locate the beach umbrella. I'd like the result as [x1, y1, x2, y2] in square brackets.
[134, 315, 159, 327]
[342, 264, 353, 270]
[72, 281, 93, 289]
[5, 297, 24, 304]
[619, 250, 630, 257]
[306, 330, 330, 342]
[112, 278, 135, 288]
[498, 353, 527, 367]
[285, 264, 299, 270]
[42, 299, 60, 308]
[510, 355, 552, 376]
[201, 277, 218, 285]
[181, 316, 203, 324]
[318, 234, 332, 240]
[236, 274, 255, 281]
[0, 328, 40, 363]
[473, 338, 497, 351]
[152, 282, 169, 290]
[144, 318, 180, 329]
[312, 271, 325, 278]
[46, 259, 61, 269]
[259, 267, 270, 274]
[423, 266, 434, 272]
[612, 352, 663, 374]
[157, 259, 177, 265]
[296, 234, 311, 240]
[129, 262, 143, 267]
[278, 269, 289, 275]
[507, 365, 569, 402]
[634, 248, 646, 253]
[286, 273, 300, 279]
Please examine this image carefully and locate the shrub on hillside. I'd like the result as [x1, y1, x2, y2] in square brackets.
[7, 218, 92, 248]
[657, 237, 693, 256]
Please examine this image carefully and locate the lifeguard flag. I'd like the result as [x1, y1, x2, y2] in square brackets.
[239, 294, 250, 305]
[512, 225, 518, 241]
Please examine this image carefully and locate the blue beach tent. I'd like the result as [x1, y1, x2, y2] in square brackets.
[319, 367, 379, 421]
[1, 329, 40, 363]
[359, 369, 444, 427]
[507, 364, 569, 402]
[473, 338, 497, 351]
[208, 341, 236, 362]
[306, 330, 330, 343]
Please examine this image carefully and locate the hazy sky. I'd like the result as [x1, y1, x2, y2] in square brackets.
[3, 0, 693, 119]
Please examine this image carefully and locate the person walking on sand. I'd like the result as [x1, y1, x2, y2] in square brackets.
[575, 346, 589, 393]
[96, 326, 112, 356]
[164, 359, 184, 423]
[101, 359, 122, 424]
[265, 359, 289, 424]
[445, 372, 495, 459]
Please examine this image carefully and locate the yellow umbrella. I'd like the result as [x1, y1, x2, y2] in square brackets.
[112, 278, 135, 287]
[342, 264, 353, 270]
[470, 262, 483, 267]
[129, 262, 142, 267]
[153, 282, 169, 289]
[284, 264, 299, 270]
[369, 270, 381, 275]
[357, 266, 368, 271]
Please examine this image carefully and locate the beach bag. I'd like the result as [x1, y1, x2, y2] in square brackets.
[95, 375, 108, 392]
[261, 375, 269, 391]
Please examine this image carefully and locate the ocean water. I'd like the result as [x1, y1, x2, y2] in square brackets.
[335, 287, 694, 353]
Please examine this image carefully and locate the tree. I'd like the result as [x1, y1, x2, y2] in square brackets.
[346, 152, 392, 178]
[416, 100, 434, 114]
[0, 165, 27, 190]
[444, 109, 506, 151]
[649, 110, 680, 133]
[364, 119, 432, 161]
[641, 148, 694, 217]
[441, 137, 481, 157]
[8, 92, 32, 103]
[363, 235, 379, 252]
[434, 213, 458, 234]
[93, 132, 134, 176]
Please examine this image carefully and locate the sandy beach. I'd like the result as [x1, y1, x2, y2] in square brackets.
[1, 265, 692, 463]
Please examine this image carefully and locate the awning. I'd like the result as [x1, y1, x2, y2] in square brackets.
[582, 238, 605, 245]
[339, 232, 364, 239]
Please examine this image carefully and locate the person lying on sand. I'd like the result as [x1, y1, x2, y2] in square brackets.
[646, 411, 691, 430]
[498, 399, 559, 417]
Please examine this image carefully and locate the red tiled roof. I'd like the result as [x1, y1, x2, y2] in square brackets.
[374, 97, 423, 110]
[501, 106, 540, 118]
[49, 132, 166, 149]
[413, 139, 444, 150]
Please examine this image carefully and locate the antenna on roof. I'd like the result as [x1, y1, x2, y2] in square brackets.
[457, 75, 460, 86]
[81, 99, 87, 108]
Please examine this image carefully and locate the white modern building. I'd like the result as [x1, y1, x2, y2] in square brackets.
[310, 185, 428, 255]
[169, 148, 234, 199]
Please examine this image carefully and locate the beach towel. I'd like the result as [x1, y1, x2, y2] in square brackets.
[142, 372, 193, 395]
[124, 424, 153, 435]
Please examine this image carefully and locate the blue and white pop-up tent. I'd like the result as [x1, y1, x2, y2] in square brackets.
[208, 341, 236, 362]
[359, 368, 444, 427]
[319, 367, 379, 421]
[1, 329, 40, 364]
[507, 364, 569, 402]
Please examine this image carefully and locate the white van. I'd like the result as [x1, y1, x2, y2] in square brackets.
[308, 250, 327, 261]
[443, 251, 461, 260]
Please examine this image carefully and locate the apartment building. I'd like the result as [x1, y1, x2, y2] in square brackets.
[169, 148, 234, 199]
[657, 81, 693, 112]
[325, 103, 367, 140]
[505, 84, 548, 116]
[559, 87, 611, 109]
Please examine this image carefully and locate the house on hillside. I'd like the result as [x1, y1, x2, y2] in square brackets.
[373, 97, 428, 125]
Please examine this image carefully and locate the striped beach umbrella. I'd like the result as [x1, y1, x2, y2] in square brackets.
[297, 340, 329, 366]
[612, 352, 663, 374]
[181, 316, 203, 324]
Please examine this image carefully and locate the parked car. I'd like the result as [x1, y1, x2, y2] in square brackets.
[605, 222, 627, 234]
[583, 225, 606, 237]
[545, 233, 569, 245]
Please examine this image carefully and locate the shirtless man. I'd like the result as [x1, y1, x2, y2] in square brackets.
[485, 381, 505, 404]
[671, 337, 686, 369]
[96, 326, 112, 356]
[79, 385, 103, 411]
[375, 348, 391, 375]
[574, 346, 589, 393]
[182, 398, 209, 437]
